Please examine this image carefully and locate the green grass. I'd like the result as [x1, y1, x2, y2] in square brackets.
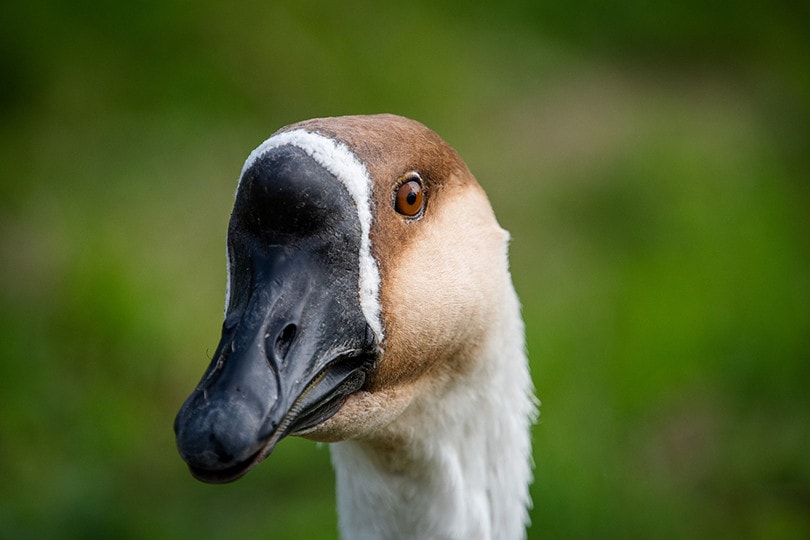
[1, 1, 809, 538]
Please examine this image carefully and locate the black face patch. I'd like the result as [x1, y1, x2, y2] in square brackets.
[175, 145, 378, 483]
[235, 146, 356, 239]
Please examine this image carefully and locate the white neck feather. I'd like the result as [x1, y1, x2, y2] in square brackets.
[329, 281, 536, 540]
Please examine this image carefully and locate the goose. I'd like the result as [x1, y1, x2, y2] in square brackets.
[174, 114, 537, 539]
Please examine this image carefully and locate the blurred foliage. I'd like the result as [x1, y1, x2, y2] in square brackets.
[1, 0, 809, 538]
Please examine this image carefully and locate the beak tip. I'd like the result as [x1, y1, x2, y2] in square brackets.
[175, 396, 268, 474]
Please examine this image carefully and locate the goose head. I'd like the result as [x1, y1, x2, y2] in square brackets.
[175, 114, 515, 483]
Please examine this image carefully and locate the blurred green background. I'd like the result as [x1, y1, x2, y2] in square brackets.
[1, 0, 809, 538]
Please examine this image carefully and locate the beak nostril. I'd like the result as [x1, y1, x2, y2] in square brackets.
[272, 324, 297, 361]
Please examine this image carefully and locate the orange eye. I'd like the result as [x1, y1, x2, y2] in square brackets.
[394, 177, 424, 217]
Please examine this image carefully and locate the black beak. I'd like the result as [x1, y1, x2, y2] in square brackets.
[174, 145, 378, 483]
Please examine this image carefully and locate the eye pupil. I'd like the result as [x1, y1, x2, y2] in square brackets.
[394, 176, 424, 217]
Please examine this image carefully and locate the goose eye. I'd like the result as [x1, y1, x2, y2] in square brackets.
[394, 177, 424, 217]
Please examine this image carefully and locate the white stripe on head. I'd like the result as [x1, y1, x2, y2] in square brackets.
[224, 129, 384, 344]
